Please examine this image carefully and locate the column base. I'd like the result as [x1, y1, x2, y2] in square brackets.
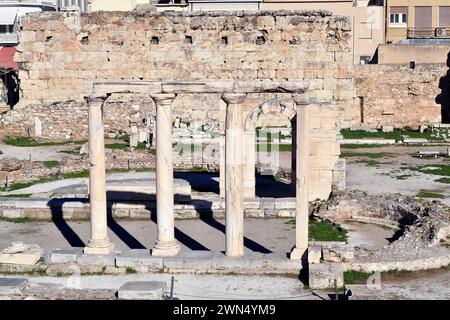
[151, 240, 180, 257]
[289, 246, 307, 261]
[84, 239, 115, 255]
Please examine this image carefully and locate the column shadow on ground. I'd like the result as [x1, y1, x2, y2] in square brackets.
[47, 192, 273, 253]
[47, 198, 86, 248]
[193, 200, 273, 254]
[174, 171, 220, 194]
[255, 174, 293, 198]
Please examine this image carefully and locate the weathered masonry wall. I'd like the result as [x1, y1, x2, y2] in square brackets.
[12, 10, 356, 129]
[355, 64, 448, 128]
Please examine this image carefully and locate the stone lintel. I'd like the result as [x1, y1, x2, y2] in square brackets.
[91, 80, 310, 96]
[93, 81, 163, 96]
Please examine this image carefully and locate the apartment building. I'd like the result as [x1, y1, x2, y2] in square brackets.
[386, 0, 450, 43]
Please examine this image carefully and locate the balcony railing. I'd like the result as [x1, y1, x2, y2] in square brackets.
[0, 33, 18, 45]
[407, 27, 450, 39]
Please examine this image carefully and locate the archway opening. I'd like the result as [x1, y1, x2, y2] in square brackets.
[243, 99, 297, 199]
[254, 112, 294, 198]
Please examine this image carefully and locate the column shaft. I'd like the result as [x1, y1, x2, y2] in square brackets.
[84, 97, 114, 255]
[242, 131, 256, 198]
[290, 104, 310, 260]
[152, 94, 180, 257]
[224, 94, 246, 257]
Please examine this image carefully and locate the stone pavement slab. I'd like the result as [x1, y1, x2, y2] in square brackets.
[116, 250, 163, 269]
[163, 250, 214, 269]
[77, 252, 119, 266]
[211, 252, 264, 270]
[117, 281, 166, 300]
[49, 248, 83, 264]
[0, 278, 28, 295]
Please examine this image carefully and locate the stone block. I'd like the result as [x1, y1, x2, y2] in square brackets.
[117, 281, 166, 300]
[308, 245, 322, 264]
[77, 253, 118, 266]
[163, 251, 213, 269]
[116, 250, 163, 269]
[274, 199, 296, 209]
[262, 253, 301, 270]
[49, 248, 83, 264]
[0, 244, 43, 266]
[308, 263, 344, 289]
[211, 252, 264, 270]
[322, 249, 342, 263]
[0, 278, 28, 295]
[260, 199, 275, 210]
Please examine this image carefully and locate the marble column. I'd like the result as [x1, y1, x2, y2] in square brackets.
[84, 96, 114, 255]
[290, 100, 310, 260]
[151, 94, 180, 257]
[223, 93, 246, 257]
[290, 116, 297, 196]
[242, 130, 256, 198]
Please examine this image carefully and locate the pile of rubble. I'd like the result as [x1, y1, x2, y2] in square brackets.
[315, 190, 449, 263]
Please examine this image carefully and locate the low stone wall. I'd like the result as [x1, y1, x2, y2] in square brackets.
[0, 197, 297, 220]
[378, 44, 450, 65]
[355, 64, 448, 128]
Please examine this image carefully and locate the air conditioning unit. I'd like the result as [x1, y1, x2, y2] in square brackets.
[436, 28, 447, 37]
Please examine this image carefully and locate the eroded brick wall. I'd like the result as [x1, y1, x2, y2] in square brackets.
[3, 10, 356, 138]
[355, 64, 448, 128]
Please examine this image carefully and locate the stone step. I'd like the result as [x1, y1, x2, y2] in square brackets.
[0, 278, 28, 295]
[117, 281, 166, 300]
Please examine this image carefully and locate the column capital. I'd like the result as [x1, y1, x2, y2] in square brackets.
[150, 93, 176, 106]
[222, 93, 247, 105]
[84, 94, 108, 105]
[292, 93, 310, 106]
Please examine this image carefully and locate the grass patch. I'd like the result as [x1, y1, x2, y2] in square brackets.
[0, 217, 32, 223]
[62, 170, 89, 179]
[344, 271, 374, 285]
[0, 194, 32, 198]
[286, 218, 348, 242]
[341, 144, 386, 149]
[416, 164, 450, 177]
[395, 174, 412, 180]
[417, 189, 446, 199]
[436, 177, 450, 184]
[105, 143, 128, 150]
[42, 160, 59, 168]
[256, 144, 292, 152]
[355, 159, 382, 167]
[0, 171, 89, 192]
[340, 128, 441, 142]
[4, 136, 71, 147]
[309, 219, 348, 242]
[340, 151, 392, 159]
[126, 267, 137, 274]
[60, 147, 81, 155]
[381, 269, 414, 278]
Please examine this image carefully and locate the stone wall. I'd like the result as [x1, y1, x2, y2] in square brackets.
[10, 10, 356, 131]
[355, 64, 448, 128]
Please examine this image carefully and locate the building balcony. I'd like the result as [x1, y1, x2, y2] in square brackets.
[0, 33, 18, 45]
[407, 27, 450, 39]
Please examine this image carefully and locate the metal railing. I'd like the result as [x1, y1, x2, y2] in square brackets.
[407, 27, 450, 39]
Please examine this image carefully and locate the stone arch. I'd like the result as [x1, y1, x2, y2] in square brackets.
[242, 98, 297, 198]
[244, 99, 297, 132]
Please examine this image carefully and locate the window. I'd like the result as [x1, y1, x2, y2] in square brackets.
[440, 7, 450, 27]
[390, 7, 408, 26]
